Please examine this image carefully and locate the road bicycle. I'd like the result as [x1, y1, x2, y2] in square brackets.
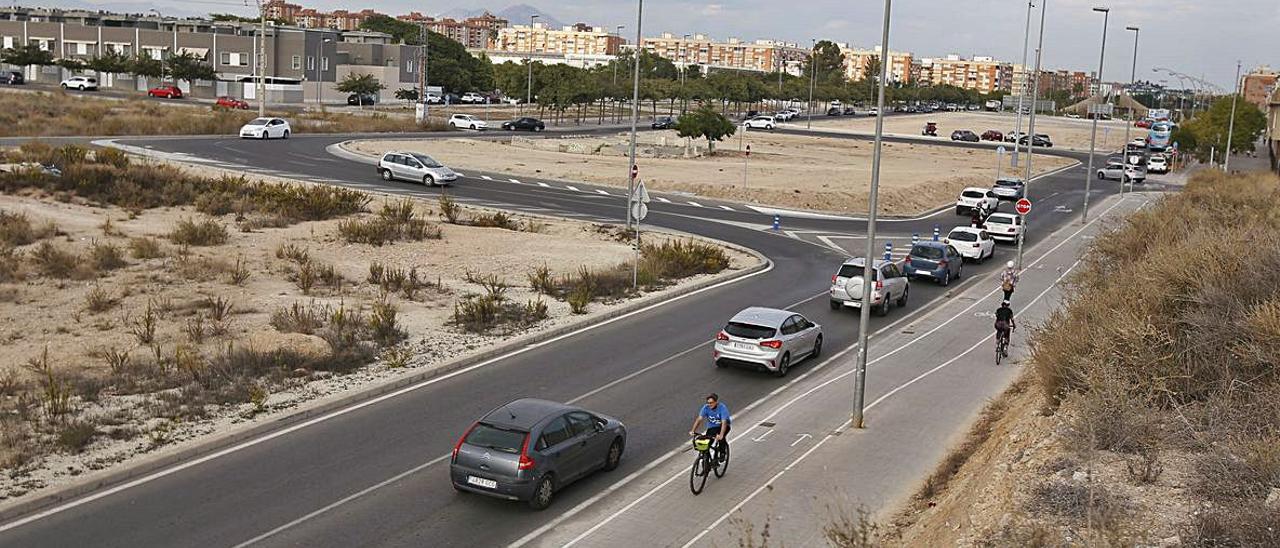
[995, 328, 1011, 365]
[689, 434, 730, 495]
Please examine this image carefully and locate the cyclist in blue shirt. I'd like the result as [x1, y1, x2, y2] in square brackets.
[689, 393, 731, 460]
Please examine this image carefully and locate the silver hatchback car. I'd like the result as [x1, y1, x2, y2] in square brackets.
[377, 151, 459, 186]
[714, 307, 822, 377]
[450, 398, 626, 510]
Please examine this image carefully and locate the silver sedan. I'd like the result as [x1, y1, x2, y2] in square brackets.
[713, 307, 822, 377]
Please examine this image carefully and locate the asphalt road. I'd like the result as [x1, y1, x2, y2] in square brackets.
[0, 126, 1119, 547]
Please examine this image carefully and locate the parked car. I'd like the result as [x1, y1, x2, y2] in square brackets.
[867, 107, 880, 116]
[990, 177, 1026, 201]
[966, 104, 981, 111]
[826, 107, 841, 116]
[1004, 131, 1026, 143]
[955, 187, 999, 215]
[1018, 133, 1053, 147]
[829, 258, 909, 317]
[945, 227, 996, 262]
[980, 130, 1004, 142]
[214, 96, 249, 110]
[951, 130, 979, 142]
[450, 398, 627, 510]
[425, 92, 444, 104]
[347, 93, 376, 106]
[3, 71, 24, 85]
[502, 117, 545, 132]
[842, 106, 857, 115]
[651, 116, 676, 129]
[448, 114, 488, 130]
[147, 85, 183, 99]
[1096, 161, 1144, 183]
[1147, 154, 1169, 174]
[1127, 138, 1148, 151]
[743, 115, 776, 130]
[902, 241, 963, 286]
[376, 151, 458, 186]
[714, 307, 822, 377]
[460, 92, 488, 104]
[982, 212, 1024, 243]
[238, 117, 290, 139]
[60, 76, 98, 90]
[1134, 119, 1153, 129]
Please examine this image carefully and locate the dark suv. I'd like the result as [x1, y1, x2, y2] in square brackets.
[950, 130, 979, 142]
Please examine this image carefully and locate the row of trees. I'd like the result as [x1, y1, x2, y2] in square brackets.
[1171, 96, 1266, 162]
[0, 44, 215, 88]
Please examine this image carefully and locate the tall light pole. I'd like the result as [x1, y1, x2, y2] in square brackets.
[851, 0, 892, 430]
[806, 38, 816, 129]
[314, 36, 331, 108]
[680, 33, 690, 113]
[1011, 1, 1034, 169]
[254, 0, 266, 117]
[1017, 0, 1048, 270]
[1081, 6, 1109, 225]
[1225, 60, 1241, 172]
[524, 14, 539, 116]
[613, 25, 623, 85]
[625, 1, 643, 230]
[1120, 26, 1138, 194]
[148, 9, 167, 85]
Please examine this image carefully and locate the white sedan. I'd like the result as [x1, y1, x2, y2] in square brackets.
[743, 115, 776, 130]
[239, 117, 291, 139]
[1147, 155, 1169, 174]
[448, 114, 488, 130]
[981, 213, 1024, 243]
[946, 226, 996, 262]
[955, 187, 1000, 215]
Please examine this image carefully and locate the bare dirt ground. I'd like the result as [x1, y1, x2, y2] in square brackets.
[349, 132, 1075, 216]
[813, 111, 1138, 151]
[0, 167, 754, 502]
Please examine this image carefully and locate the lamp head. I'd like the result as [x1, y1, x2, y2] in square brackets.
[1092, 7, 1110, 13]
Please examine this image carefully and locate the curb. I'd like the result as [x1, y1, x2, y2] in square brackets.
[0, 150, 770, 527]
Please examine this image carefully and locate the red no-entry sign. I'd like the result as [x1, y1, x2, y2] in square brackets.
[1015, 198, 1032, 215]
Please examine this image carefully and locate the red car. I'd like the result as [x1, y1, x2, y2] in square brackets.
[1134, 119, 1152, 128]
[981, 130, 1004, 141]
[147, 85, 183, 99]
[215, 96, 250, 110]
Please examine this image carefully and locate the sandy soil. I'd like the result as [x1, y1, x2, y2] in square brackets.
[349, 132, 1075, 216]
[814, 111, 1140, 151]
[0, 184, 754, 501]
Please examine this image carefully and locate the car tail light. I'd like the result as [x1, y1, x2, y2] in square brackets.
[875, 280, 883, 290]
[759, 340, 783, 349]
[518, 434, 535, 470]
[831, 274, 838, 284]
[452, 422, 477, 462]
[904, 256, 911, 265]
[715, 331, 729, 341]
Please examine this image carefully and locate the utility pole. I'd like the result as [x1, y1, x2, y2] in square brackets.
[1121, 26, 1138, 194]
[807, 38, 816, 129]
[1224, 60, 1241, 172]
[256, 0, 266, 117]
[524, 14, 539, 116]
[625, 0, 643, 230]
[416, 23, 428, 123]
[680, 33, 690, 113]
[1017, 0, 1048, 271]
[1012, 1, 1034, 169]
[613, 25, 623, 85]
[852, 0, 891, 430]
[1082, 7, 1110, 225]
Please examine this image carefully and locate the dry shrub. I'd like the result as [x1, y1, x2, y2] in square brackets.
[271, 301, 327, 334]
[0, 246, 22, 282]
[0, 210, 57, 247]
[88, 240, 127, 271]
[83, 285, 118, 313]
[56, 420, 98, 454]
[1027, 481, 1129, 528]
[30, 241, 91, 279]
[338, 199, 441, 246]
[169, 217, 228, 246]
[128, 236, 164, 259]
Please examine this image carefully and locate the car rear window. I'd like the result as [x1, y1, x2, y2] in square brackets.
[950, 231, 978, 242]
[962, 191, 984, 198]
[725, 322, 776, 339]
[995, 179, 1023, 187]
[910, 246, 943, 260]
[986, 216, 1013, 224]
[836, 264, 877, 279]
[465, 423, 526, 454]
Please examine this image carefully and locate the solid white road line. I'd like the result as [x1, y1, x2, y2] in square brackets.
[0, 259, 779, 537]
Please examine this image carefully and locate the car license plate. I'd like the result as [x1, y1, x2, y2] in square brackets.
[730, 342, 755, 351]
[467, 476, 497, 489]
[844, 300, 862, 307]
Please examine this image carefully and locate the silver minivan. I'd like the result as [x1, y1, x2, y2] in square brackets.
[450, 399, 627, 510]
[377, 151, 459, 186]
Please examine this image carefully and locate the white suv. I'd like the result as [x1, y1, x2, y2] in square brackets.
[829, 258, 909, 317]
[1147, 155, 1169, 174]
[460, 92, 487, 104]
[955, 187, 999, 215]
[743, 115, 776, 130]
[377, 151, 458, 186]
[946, 227, 996, 262]
[60, 76, 98, 90]
[448, 114, 488, 130]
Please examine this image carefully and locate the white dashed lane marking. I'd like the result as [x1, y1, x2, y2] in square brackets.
[719, 205, 735, 211]
[481, 175, 494, 181]
[687, 201, 703, 207]
[656, 197, 672, 203]
[509, 178, 522, 184]
[567, 185, 581, 192]
[595, 189, 611, 196]
[537, 182, 550, 187]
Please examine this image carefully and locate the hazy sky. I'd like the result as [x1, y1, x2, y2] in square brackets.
[142, 0, 1278, 90]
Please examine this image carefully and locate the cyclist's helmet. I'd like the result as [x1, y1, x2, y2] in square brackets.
[1006, 261, 1014, 269]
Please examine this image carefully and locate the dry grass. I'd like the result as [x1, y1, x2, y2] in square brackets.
[337, 199, 441, 246]
[0, 210, 58, 247]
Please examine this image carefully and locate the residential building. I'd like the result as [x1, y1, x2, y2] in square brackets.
[1268, 85, 1279, 174]
[1242, 66, 1278, 112]
[494, 22, 624, 57]
[264, 1, 378, 31]
[640, 33, 807, 75]
[917, 55, 1010, 93]
[398, 12, 507, 50]
[836, 44, 912, 84]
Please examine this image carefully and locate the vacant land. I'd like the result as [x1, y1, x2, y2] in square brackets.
[815, 110, 1137, 151]
[0, 144, 751, 500]
[350, 131, 1074, 216]
[886, 170, 1280, 546]
[0, 89, 440, 137]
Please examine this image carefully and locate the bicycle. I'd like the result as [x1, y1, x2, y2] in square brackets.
[689, 434, 730, 495]
[995, 328, 1011, 365]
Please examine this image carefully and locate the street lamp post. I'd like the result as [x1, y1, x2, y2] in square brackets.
[1082, 6, 1110, 225]
[807, 38, 816, 129]
[625, 1, 643, 230]
[1120, 26, 1138, 194]
[851, 0, 892, 430]
[314, 36, 331, 109]
[613, 25, 623, 85]
[1016, 0, 1048, 270]
[680, 34, 691, 113]
[1012, 1, 1034, 169]
[253, 0, 266, 117]
[524, 14, 539, 116]
[1224, 60, 1241, 172]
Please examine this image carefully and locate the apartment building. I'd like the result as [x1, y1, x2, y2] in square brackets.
[0, 6, 417, 103]
[917, 55, 1010, 93]
[640, 33, 807, 75]
[837, 44, 912, 84]
[398, 12, 507, 50]
[1242, 66, 1278, 112]
[494, 22, 623, 57]
[264, 1, 377, 31]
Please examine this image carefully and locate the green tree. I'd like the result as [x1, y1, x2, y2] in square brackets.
[129, 54, 164, 80]
[336, 73, 385, 108]
[165, 52, 216, 88]
[804, 40, 846, 86]
[56, 58, 86, 73]
[395, 88, 419, 103]
[674, 103, 736, 155]
[359, 14, 423, 45]
[87, 51, 131, 75]
[0, 44, 55, 68]
[1179, 96, 1266, 160]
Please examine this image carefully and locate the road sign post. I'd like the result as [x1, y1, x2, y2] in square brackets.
[1015, 198, 1032, 215]
[1015, 197, 1031, 269]
[630, 181, 650, 288]
[743, 143, 750, 190]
